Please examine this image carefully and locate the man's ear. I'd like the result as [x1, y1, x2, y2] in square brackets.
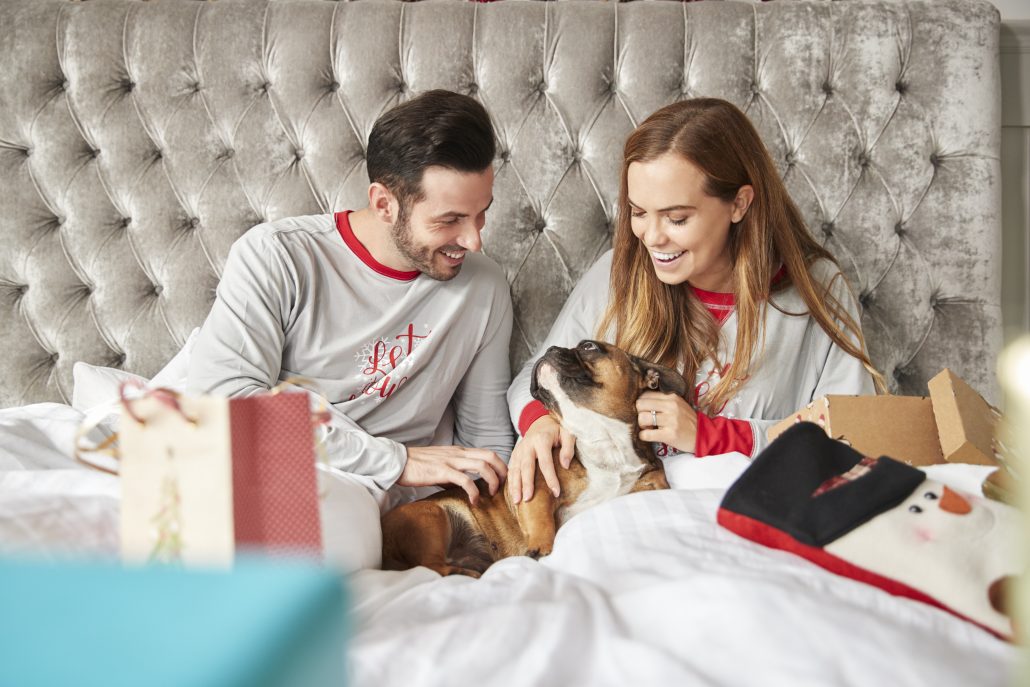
[634, 357, 689, 397]
[368, 182, 398, 224]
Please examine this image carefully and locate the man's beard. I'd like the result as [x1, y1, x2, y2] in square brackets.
[391, 204, 462, 282]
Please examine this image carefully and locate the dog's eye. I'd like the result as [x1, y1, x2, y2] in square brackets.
[579, 341, 599, 352]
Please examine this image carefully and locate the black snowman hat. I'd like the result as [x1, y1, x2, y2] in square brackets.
[720, 422, 926, 547]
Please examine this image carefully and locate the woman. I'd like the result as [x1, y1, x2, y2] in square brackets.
[506, 97, 883, 504]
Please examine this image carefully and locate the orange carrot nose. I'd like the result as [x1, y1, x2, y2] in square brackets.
[939, 486, 972, 515]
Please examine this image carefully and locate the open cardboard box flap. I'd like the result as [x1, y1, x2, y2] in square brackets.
[928, 368, 1001, 466]
[768, 369, 1001, 470]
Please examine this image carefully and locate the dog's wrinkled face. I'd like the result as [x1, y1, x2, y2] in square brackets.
[531, 340, 688, 429]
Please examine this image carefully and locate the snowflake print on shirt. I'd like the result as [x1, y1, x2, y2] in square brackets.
[349, 323, 432, 402]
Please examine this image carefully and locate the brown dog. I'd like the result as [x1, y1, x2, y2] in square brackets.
[381, 340, 687, 577]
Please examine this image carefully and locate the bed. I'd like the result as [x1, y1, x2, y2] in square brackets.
[0, 0, 1013, 684]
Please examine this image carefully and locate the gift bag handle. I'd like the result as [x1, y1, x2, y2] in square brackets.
[75, 382, 196, 474]
[119, 380, 198, 427]
[74, 408, 121, 475]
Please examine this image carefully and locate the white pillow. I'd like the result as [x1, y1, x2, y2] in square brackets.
[70, 366, 147, 415]
[149, 327, 200, 391]
[71, 328, 200, 414]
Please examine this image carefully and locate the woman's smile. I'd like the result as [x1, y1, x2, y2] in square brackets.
[628, 153, 737, 291]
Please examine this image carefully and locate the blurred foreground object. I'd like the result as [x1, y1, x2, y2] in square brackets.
[998, 338, 1030, 672]
[0, 556, 346, 687]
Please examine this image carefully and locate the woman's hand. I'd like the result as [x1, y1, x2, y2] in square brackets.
[506, 415, 576, 504]
[636, 391, 698, 453]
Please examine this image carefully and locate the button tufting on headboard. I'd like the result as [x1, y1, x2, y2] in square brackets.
[0, 0, 1003, 407]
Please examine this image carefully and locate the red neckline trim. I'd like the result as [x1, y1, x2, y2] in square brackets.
[690, 283, 735, 306]
[335, 211, 420, 282]
[689, 264, 789, 306]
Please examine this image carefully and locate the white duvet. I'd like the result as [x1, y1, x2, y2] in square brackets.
[0, 404, 1018, 687]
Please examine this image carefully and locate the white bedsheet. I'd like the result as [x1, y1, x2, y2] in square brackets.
[348, 487, 1016, 687]
[0, 404, 1017, 686]
[0, 403, 86, 471]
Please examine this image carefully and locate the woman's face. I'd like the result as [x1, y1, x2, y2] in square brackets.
[627, 153, 750, 292]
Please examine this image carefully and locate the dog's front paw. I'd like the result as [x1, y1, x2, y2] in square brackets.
[525, 541, 553, 560]
[440, 565, 482, 578]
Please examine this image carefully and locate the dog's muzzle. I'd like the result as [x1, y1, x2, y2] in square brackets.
[531, 346, 599, 405]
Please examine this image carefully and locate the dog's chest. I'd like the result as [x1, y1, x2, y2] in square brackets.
[558, 406, 646, 525]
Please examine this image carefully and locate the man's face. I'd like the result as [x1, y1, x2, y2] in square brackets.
[392, 165, 494, 281]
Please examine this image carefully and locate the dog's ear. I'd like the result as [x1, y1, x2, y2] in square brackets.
[633, 357, 689, 398]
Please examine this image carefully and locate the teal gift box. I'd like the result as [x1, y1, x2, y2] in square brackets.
[0, 557, 346, 687]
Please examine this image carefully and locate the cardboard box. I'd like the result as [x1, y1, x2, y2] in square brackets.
[928, 368, 1002, 467]
[768, 369, 1003, 472]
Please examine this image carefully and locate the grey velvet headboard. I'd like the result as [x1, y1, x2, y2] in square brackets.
[0, 0, 1002, 408]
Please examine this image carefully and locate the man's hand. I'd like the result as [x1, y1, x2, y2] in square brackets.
[398, 446, 508, 505]
[506, 415, 576, 504]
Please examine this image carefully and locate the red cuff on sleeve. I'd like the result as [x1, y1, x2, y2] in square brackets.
[695, 413, 754, 457]
[518, 401, 550, 436]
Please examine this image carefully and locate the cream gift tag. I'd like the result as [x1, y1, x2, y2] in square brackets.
[119, 394, 235, 567]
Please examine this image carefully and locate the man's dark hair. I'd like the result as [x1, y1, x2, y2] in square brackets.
[366, 89, 496, 206]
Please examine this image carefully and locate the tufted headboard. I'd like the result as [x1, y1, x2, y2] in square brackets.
[0, 0, 1001, 408]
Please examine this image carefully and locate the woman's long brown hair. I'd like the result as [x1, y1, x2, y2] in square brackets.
[597, 98, 884, 413]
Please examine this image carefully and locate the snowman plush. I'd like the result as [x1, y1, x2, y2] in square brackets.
[719, 422, 1020, 639]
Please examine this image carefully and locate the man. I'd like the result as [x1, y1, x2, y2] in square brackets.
[187, 90, 514, 570]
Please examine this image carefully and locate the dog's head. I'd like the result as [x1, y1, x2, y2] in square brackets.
[530, 340, 688, 443]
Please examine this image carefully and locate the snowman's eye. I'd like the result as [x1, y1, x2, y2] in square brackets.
[909, 505, 923, 514]
[924, 492, 938, 500]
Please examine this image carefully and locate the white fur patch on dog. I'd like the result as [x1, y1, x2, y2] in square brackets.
[536, 363, 645, 525]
